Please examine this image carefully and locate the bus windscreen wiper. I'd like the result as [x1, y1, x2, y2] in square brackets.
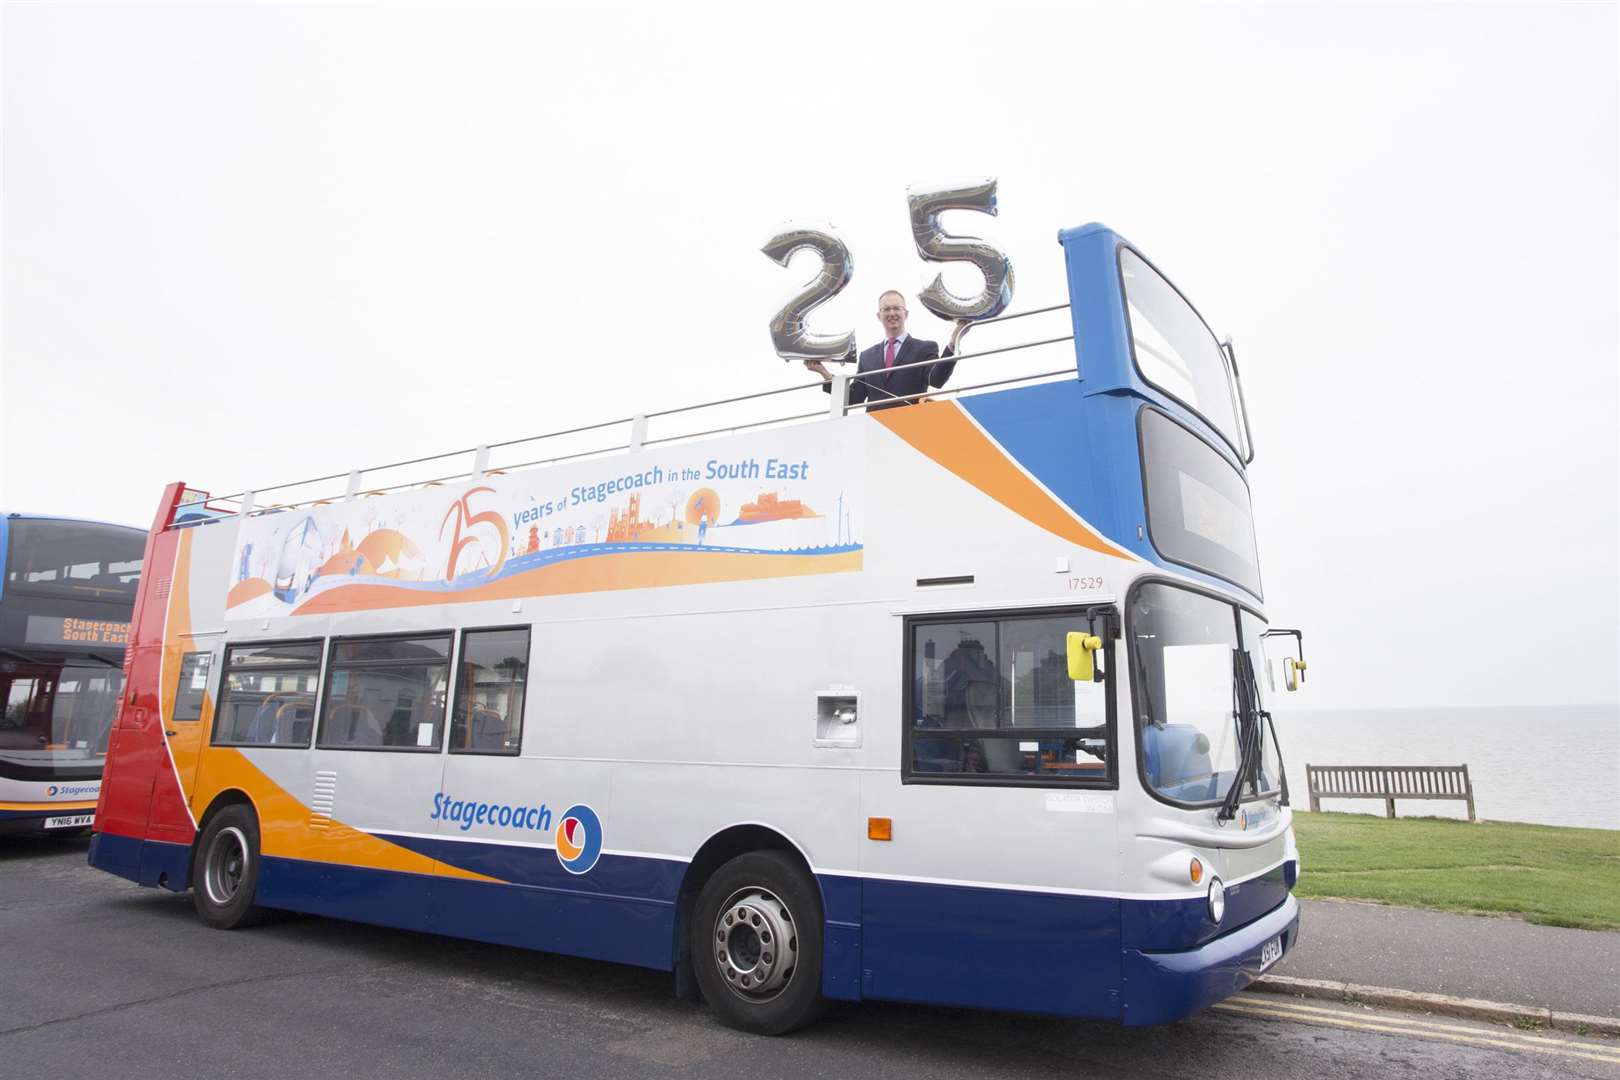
[1264, 710, 1290, 807]
[1218, 650, 1262, 822]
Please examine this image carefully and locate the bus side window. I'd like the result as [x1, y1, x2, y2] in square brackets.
[908, 611, 1115, 786]
[212, 640, 323, 748]
[450, 627, 530, 756]
[318, 634, 452, 752]
[173, 652, 212, 721]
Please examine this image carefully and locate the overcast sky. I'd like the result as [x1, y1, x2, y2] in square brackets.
[3, 2, 1616, 710]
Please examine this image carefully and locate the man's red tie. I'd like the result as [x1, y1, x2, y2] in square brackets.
[884, 338, 898, 368]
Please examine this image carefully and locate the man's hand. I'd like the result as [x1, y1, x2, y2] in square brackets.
[803, 359, 832, 382]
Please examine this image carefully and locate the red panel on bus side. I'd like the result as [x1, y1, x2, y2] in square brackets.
[93, 484, 197, 846]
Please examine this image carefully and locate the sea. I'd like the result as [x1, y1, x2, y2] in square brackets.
[1269, 705, 1620, 831]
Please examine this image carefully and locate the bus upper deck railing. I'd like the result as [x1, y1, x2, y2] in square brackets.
[180, 302, 1076, 526]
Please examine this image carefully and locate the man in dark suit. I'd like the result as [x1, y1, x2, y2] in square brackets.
[806, 290, 957, 412]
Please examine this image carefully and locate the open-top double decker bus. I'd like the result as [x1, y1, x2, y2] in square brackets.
[2, 513, 144, 835]
[89, 221, 1305, 1033]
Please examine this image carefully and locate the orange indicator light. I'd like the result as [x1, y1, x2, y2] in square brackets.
[868, 817, 892, 841]
[1190, 857, 1204, 884]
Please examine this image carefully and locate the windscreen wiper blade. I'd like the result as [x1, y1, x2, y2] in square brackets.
[1261, 709, 1290, 807]
[1218, 650, 1261, 822]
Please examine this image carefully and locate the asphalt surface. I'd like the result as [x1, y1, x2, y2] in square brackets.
[3, 835, 1617, 1080]
[1278, 898, 1620, 1017]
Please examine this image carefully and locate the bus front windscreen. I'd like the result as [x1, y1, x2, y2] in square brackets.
[1130, 583, 1279, 807]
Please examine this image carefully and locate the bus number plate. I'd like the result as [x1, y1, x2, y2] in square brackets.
[44, 814, 93, 829]
[1259, 937, 1283, 970]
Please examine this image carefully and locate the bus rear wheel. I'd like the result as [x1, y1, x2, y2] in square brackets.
[192, 804, 268, 929]
[691, 851, 825, 1035]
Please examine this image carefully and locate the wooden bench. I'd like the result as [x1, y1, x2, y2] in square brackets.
[1306, 764, 1475, 821]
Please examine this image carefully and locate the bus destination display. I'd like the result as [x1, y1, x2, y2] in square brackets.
[25, 615, 131, 647]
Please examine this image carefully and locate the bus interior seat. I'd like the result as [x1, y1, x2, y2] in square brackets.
[249, 693, 289, 742]
[384, 692, 417, 746]
[469, 706, 507, 750]
[273, 699, 314, 745]
[326, 701, 382, 746]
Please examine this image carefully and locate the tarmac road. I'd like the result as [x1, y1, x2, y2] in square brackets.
[3, 836, 1616, 1080]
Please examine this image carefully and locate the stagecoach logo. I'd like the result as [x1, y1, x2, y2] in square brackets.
[1238, 805, 1278, 832]
[46, 783, 99, 799]
[554, 804, 603, 876]
[426, 793, 604, 874]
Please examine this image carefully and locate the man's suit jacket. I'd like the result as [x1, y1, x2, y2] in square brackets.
[823, 336, 957, 411]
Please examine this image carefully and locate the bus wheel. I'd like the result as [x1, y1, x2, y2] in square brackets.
[192, 805, 268, 930]
[692, 851, 825, 1035]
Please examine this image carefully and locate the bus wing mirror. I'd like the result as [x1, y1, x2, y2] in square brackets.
[1067, 633, 1102, 682]
[1262, 628, 1307, 691]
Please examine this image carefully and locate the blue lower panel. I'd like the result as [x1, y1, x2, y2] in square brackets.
[1120, 892, 1300, 1026]
[381, 832, 686, 905]
[255, 855, 676, 971]
[433, 875, 673, 970]
[1122, 863, 1291, 951]
[861, 878, 1123, 1019]
[87, 831, 189, 891]
[138, 837, 191, 891]
[88, 831, 143, 882]
[87, 829, 1300, 1025]
[818, 874, 863, 1002]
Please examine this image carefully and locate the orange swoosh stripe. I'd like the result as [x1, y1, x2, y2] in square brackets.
[195, 749, 499, 883]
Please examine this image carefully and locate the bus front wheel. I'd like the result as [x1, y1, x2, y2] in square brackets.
[691, 851, 826, 1035]
[192, 804, 269, 930]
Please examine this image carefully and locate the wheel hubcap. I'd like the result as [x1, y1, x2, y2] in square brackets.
[713, 886, 798, 1002]
[205, 826, 248, 906]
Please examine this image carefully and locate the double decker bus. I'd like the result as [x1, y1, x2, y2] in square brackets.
[2, 513, 145, 835]
[90, 221, 1306, 1032]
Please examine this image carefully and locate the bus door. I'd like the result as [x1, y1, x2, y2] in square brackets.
[305, 632, 453, 930]
[163, 635, 221, 808]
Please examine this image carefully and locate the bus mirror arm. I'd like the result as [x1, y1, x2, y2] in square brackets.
[1260, 628, 1307, 690]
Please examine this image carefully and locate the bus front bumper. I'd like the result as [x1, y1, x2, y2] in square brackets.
[1119, 891, 1300, 1026]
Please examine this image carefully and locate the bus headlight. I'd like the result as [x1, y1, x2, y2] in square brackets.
[1207, 877, 1226, 923]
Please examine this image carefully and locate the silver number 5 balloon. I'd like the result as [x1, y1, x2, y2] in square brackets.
[761, 225, 856, 363]
[907, 178, 1015, 322]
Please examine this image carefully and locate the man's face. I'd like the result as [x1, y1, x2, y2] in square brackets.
[878, 293, 907, 339]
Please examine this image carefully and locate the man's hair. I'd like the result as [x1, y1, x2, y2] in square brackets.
[877, 289, 907, 308]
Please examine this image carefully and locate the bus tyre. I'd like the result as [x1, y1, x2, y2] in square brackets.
[692, 851, 826, 1035]
[192, 804, 268, 930]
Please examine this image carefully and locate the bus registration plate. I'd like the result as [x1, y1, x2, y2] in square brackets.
[1259, 936, 1283, 970]
[44, 814, 93, 829]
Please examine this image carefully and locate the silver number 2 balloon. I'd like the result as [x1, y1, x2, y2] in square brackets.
[907, 178, 1015, 322]
[761, 225, 856, 363]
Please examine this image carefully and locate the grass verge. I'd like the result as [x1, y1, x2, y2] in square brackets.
[1291, 811, 1620, 930]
